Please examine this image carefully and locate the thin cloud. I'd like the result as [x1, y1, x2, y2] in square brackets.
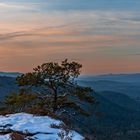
[0, 24, 70, 41]
[0, 2, 37, 10]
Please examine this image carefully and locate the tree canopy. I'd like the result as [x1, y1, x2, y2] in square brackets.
[14, 59, 95, 116]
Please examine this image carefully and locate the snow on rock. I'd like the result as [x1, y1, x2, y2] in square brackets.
[0, 134, 11, 140]
[0, 113, 84, 140]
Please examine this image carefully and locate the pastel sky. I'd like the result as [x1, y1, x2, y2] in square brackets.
[0, 0, 140, 74]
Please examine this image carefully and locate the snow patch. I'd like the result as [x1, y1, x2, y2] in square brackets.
[0, 113, 84, 140]
[0, 134, 11, 140]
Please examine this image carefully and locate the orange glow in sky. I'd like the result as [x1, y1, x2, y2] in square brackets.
[0, 1, 140, 74]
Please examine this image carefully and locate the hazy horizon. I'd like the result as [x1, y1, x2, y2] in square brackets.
[0, 0, 140, 74]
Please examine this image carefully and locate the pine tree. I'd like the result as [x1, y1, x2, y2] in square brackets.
[16, 59, 95, 116]
[4, 89, 37, 112]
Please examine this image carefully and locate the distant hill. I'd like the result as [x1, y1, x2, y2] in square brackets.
[76, 74, 140, 139]
[99, 91, 140, 112]
[0, 72, 22, 77]
[79, 73, 140, 83]
[73, 91, 140, 140]
[0, 76, 17, 99]
[78, 73, 140, 100]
